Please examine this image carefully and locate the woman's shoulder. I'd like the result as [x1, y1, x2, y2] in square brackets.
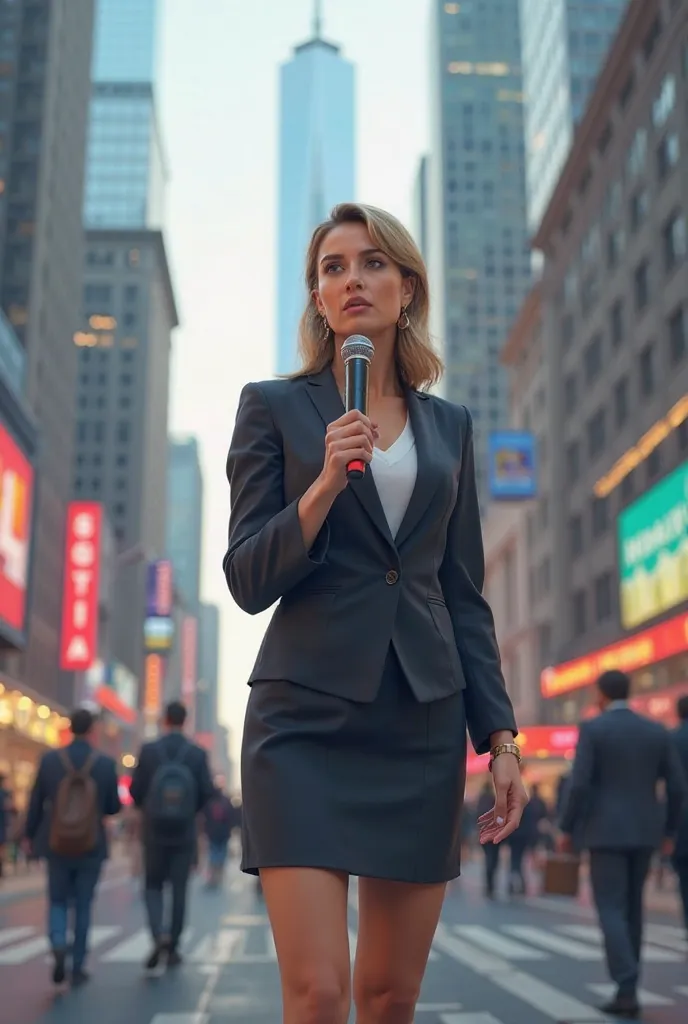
[237, 375, 309, 411]
[419, 391, 472, 433]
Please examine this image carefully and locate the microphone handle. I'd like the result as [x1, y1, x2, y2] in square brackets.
[344, 356, 369, 481]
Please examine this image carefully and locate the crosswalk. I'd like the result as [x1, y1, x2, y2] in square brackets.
[1, 918, 686, 1020]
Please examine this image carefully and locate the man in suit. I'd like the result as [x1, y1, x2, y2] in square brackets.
[25, 707, 121, 986]
[560, 670, 686, 1019]
[672, 694, 688, 937]
[130, 700, 214, 970]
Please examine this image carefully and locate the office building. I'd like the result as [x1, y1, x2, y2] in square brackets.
[529, 0, 688, 727]
[166, 437, 204, 613]
[521, 0, 630, 232]
[85, 0, 166, 228]
[74, 229, 179, 682]
[0, 0, 95, 712]
[412, 156, 430, 261]
[197, 602, 220, 738]
[275, 1, 356, 375]
[427, 0, 531, 504]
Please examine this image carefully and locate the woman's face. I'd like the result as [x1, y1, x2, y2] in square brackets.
[314, 222, 414, 340]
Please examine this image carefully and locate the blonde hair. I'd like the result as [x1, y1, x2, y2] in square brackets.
[292, 202, 443, 391]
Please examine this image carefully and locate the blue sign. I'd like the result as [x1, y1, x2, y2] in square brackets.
[488, 431, 537, 501]
[0, 308, 26, 398]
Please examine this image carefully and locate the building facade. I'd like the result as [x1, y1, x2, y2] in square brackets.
[532, 0, 688, 726]
[521, 0, 630, 232]
[428, 0, 531, 504]
[74, 229, 178, 682]
[85, 0, 166, 229]
[412, 156, 430, 262]
[197, 602, 220, 738]
[275, 6, 355, 375]
[166, 437, 204, 614]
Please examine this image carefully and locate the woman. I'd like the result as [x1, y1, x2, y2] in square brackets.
[224, 202, 527, 1024]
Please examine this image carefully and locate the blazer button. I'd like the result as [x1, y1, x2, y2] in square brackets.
[385, 570, 399, 585]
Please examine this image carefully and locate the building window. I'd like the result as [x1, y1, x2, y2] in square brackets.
[614, 375, 629, 427]
[566, 441, 581, 481]
[657, 133, 680, 179]
[84, 283, 112, 307]
[564, 372, 577, 415]
[653, 75, 676, 127]
[663, 212, 686, 272]
[573, 589, 587, 637]
[584, 334, 602, 383]
[669, 306, 687, 364]
[591, 495, 609, 538]
[626, 128, 647, 178]
[117, 421, 129, 443]
[569, 514, 584, 557]
[610, 300, 624, 348]
[562, 313, 574, 349]
[634, 260, 650, 311]
[639, 343, 655, 397]
[630, 190, 649, 232]
[587, 409, 606, 459]
[594, 573, 613, 622]
[607, 227, 624, 270]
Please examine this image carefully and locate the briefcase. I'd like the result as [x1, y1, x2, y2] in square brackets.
[542, 852, 580, 897]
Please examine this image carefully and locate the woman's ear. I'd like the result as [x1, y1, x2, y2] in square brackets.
[312, 290, 325, 317]
[401, 276, 416, 309]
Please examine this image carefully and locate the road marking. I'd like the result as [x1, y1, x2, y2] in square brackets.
[587, 983, 673, 1007]
[440, 1015, 503, 1024]
[190, 929, 244, 964]
[0, 935, 47, 964]
[150, 1016, 208, 1024]
[559, 924, 682, 962]
[0, 927, 35, 948]
[433, 923, 607, 1022]
[454, 925, 547, 961]
[42, 925, 122, 962]
[221, 914, 266, 926]
[415, 1004, 463, 1013]
[646, 924, 688, 953]
[675, 986, 688, 996]
[503, 925, 601, 961]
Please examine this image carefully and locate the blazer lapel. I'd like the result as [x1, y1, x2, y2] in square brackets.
[394, 388, 439, 548]
[305, 368, 395, 548]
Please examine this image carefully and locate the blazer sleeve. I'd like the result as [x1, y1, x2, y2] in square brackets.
[560, 719, 595, 835]
[439, 407, 517, 754]
[223, 382, 330, 614]
[662, 732, 687, 839]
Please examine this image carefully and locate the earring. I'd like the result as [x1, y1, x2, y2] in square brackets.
[321, 314, 330, 339]
[398, 306, 410, 330]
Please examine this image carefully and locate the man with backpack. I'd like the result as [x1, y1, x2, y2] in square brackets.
[24, 706, 121, 986]
[130, 700, 214, 970]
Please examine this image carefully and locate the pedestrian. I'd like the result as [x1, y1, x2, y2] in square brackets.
[672, 694, 688, 938]
[24, 706, 121, 987]
[224, 201, 527, 1024]
[202, 781, 236, 888]
[129, 700, 214, 971]
[559, 669, 686, 1018]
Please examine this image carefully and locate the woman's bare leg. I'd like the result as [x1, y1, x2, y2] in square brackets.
[261, 867, 351, 1024]
[353, 877, 446, 1024]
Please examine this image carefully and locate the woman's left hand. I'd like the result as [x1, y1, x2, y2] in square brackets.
[477, 754, 529, 845]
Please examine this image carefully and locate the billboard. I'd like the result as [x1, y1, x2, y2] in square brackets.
[182, 616, 197, 731]
[60, 502, 102, 671]
[618, 461, 688, 630]
[487, 430, 537, 501]
[0, 420, 34, 644]
[146, 559, 173, 618]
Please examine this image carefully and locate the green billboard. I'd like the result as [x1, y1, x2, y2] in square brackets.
[618, 460, 688, 630]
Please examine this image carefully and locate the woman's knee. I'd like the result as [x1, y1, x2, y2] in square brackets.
[286, 973, 350, 1024]
[353, 976, 420, 1024]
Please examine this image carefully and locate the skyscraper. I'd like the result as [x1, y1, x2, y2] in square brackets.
[166, 437, 204, 614]
[520, 0, 629, 231]
[428, 0, 531, 504]
[275, 1, 356, 375]
[0, 0, 95, 708]
[85, 0, 166, 228]
[197, 602, 220, 738]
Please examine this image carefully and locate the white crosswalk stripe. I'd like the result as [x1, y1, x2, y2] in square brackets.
[646, 923, 688, 953]
[0, 927, 35, 949]
[559, 923, 683, 962]
[190, 928, 244, 964]
[453, 925, 547, 961]
[0, 924, 122, 965]
[440, 1015, 504, 1024]
[150, 1016, 208, 1024]
[503, 924, 601, 960]
[587, 983, 673, 1007]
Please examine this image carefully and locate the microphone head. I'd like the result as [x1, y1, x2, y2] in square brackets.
[341, 335, 375, 364]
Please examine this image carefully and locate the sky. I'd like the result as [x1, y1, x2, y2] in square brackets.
[157, 0, 431, 772]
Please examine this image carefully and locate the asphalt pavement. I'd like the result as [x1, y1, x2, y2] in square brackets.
[0, 854, 686, 1024]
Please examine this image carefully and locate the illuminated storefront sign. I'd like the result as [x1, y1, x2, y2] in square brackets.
[618, 460, 688, 630]
[541, 610, 688, 699]
[59, 503, 102, 671]
[487, 430, 537, 501]
[0, 682, 70, 748]
[143, 654, 163, 715]
[182, 616, 197, 731]
[146, 559, 173, 617]
[0, 420, 34, 644]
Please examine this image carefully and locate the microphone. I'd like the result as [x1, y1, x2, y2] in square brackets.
[341, 334, 375, 481]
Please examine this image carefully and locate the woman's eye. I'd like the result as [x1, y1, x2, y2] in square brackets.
[368, 259, 384, 269]
[324, 263, 342, 273]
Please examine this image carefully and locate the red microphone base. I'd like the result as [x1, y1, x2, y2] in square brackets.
[346, 459, 365, 481]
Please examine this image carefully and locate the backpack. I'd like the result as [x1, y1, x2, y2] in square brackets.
[145, 741, 197, 843]
[48, 749, 99, 857]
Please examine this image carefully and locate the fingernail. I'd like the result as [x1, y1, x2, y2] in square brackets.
[496, 817, 504, 825]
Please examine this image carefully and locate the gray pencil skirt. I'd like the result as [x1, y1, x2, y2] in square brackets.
[240, 645, 467, 884]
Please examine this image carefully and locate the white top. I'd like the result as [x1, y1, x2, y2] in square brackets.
[370, 417, 418, 539]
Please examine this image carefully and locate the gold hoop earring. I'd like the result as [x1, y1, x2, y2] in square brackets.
[398, 307, 410, 330]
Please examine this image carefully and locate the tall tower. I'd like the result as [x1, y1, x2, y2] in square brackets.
[275, 1, 356, 375]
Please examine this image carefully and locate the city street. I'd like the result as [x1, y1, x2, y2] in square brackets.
[0, 856, 686, 1024]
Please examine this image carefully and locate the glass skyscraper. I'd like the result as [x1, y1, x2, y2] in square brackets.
[85, 0, 166, 228]
[521, 0, 629, 231]
[428, 0, 531, 505]
[166, 437, 204, 614]
[275, 4, 355, 375]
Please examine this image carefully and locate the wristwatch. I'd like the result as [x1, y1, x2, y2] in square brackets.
[488, 742, 521, 772]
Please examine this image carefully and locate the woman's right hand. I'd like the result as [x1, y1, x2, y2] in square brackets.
[319, 409, 378, 497]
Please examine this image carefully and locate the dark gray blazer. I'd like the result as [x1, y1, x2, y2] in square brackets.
[223, 367, 517, 755]
[25, 739, 121, 862]
[673, 721, 688, 861]
[560, 706, 686, 851]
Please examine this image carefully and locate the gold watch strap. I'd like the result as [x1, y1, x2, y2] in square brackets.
[488, 742, 521, 772]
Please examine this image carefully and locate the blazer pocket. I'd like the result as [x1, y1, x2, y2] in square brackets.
[427, 599, 465, 687]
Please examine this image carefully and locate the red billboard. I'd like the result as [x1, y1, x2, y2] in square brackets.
[0, 421, 34, 639]
[59, 502, 102, 671]
[182, 615, 197, 731]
